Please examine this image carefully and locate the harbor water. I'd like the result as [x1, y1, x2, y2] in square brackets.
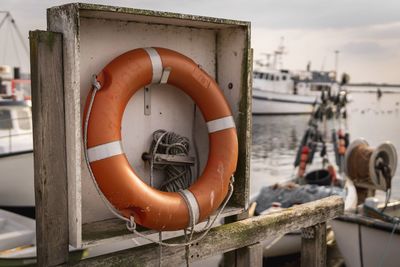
[251, 86, 400, 199]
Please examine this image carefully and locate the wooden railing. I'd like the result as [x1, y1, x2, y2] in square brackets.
[70, 196, 343, 267]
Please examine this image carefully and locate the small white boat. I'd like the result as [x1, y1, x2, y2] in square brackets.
[331, 138, 399, 267]
[258, 177, 357, 257]
[0, 100, 34, 215]
[0, 61, 34, 216]
[331, 201, 400, 267]
[0, 209, 87, 266]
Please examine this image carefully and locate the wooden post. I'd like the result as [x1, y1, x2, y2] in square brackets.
[235, 242, 263, 267]
[301, 222, 327, 267]
[30, 30, 69, 266]
[223, 201, 261, 267]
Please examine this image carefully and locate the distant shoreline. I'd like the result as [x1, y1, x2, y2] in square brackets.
[348, 83, 400, 88]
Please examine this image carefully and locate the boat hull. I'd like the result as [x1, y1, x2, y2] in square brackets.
[331, 217, 400, 267]
[252, 89, 317, 115]
[0, 152, 34, 208]
[261, 232, 301, 257]
[257, 179, 356, 257]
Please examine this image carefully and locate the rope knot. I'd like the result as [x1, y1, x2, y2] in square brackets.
[126, 216, 137, 232]
[92, 74, 102, 91]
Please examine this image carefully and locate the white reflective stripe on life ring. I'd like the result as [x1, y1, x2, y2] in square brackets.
[87, 140, 123, 163]
[207, 116, 236, 133]
[180, 189, 200, 225]
[144, 47, 163, 84]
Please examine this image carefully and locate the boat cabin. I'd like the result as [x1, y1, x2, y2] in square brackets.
[253, 68, 294, 94]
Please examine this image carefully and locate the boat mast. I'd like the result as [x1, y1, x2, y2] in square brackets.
[0, 11, 29, 56]
[273, 37, 286, 69]
[334, 50, 339, 81]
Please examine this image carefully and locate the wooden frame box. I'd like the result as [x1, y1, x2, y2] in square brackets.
[47, 3, 251, 248]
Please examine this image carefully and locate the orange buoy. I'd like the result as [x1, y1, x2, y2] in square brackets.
[297, 146, 310, 178]
[83, 47, 238, 231]
[337, 129, 346, 155]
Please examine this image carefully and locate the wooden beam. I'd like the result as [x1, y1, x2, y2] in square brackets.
[301, 223, 327, 267]
[70, 196, 343, 266]
[30, 30, 68, 266]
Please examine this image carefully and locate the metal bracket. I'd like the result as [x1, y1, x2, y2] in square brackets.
[144, 86, 151, 115]
[142, 152, 195, 166]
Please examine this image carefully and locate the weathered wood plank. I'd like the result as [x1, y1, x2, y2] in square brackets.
[82, 206, 243, 246]
[47, 5, 82, 247]
[235, 242, 262, 267]
[70, 196, 343, 266]
[30, 30, 68, 266]
[301, 222, 327, 267]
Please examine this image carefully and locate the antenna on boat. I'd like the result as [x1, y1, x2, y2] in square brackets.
[256, 53, 271, 67]
[273, 37, 287, 69]
[320, 54, 327, 71]
[256, 37, 287, 69]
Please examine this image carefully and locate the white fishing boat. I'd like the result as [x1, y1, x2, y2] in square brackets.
[252, 41, 339, 115]
[252, 69, 319, 115]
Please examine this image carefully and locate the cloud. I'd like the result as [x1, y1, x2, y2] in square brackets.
[341, 41, 387, 56]
[353, 22, 400, 41]
[1, 0, 400, 82]
[151, 0, 400, 30]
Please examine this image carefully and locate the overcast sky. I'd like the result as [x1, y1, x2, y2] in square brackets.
[1, 0, 400, 83]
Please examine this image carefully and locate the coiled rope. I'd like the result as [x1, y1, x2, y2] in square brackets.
[149, 129, 195, 192]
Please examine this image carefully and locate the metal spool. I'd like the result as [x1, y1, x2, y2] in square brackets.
[344, 138, 397, 191]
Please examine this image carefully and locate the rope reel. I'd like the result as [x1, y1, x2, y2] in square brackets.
[345, 138, 397, 191]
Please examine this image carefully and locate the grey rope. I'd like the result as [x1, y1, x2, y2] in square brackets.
[147, 107, 200, 266]
[83, 76, 131, 224]
[149, 129, 195, 192]
[83, 75, 235, 250]
[178, 190, 195, 267]
[158, 231, 163, 267]
[149, 129, 195, 266]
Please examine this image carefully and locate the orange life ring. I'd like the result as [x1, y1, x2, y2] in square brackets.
[84, 47, 238, 231]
